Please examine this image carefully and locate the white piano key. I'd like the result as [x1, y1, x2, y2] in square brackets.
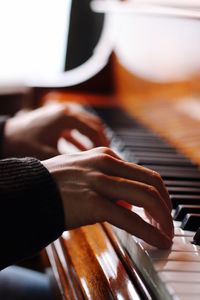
[149, 251, 200, 261]
[140, 236, 199, 254]
[175, 227, 195, 237]
[171, 237, 200, 252]
[166, 282, 200, 295]
[155, 261, 200, 272]
[174, 295, 200, 300]
[159, 271, 200, 283]
[174, 221, 182, 228]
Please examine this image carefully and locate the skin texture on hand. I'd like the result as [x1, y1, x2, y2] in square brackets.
[2, 103, 108, 160]
[42, 147, 174, 249]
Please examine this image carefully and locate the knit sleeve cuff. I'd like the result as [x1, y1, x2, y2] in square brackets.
[0, 157, 65, 269]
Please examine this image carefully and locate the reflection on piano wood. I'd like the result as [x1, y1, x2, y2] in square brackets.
[47, 224, 150, 300]
[42, 1, 200, 299]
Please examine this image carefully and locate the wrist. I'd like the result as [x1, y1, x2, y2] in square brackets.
[41, 157, 59, 174]
[1, 119, 16, 158]
[1, 118, 12, 158]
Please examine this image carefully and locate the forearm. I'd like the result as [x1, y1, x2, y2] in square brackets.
[0, 157, 65, 270]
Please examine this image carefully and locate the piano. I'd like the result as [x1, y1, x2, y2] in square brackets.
[37, 1, 200, 299]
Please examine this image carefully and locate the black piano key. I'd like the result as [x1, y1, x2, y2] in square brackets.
[94, 107, 200, 210]
[167, 186, 200, 195]
[125, 146, 177, 154]
[174, 205, 200, 221]
[146, 165, 199, 171]
[137, 157, 193, 167]
[170, 195, 200, 208]
[142, 166, 200, 180]
[115, 131, 158, 138]
[116, 134, 162, 141]
[122, 141, 174, 150]
[192, 228, 200, 245]
[142, 170, 200, 181]
[117, 138, 170, 147]
[181, 213, 200, 231]
[131, 151, 188, 159]
[164, 180, 200, 188]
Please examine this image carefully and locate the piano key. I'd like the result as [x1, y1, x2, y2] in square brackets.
[115, 130, 157, 138]
[168, 187, 200, 195]
[164, 180, 200, 188]
[181, 214, 200, 231]
[173, 221, 182, 228]
[147, 251, 200, 261]
[168, 236, 200, 252]
[159, 271, 200, 283]
[124, 145, 177, 154]
[139, 236, 199, 253]
[117, 136, 168, 143]
[170, 195, 200, 208]
[145, 165, 200, 173]
[124, 141, 174, 149]
[174, 205, 200, 221]
[137, 157, 194, 167]
[166, 282, 200, 295]
[146, 164, 199, 170]
[143, 168, 200, 181]
[133, 151, 189, 159]
[193, 228, 200, 246]
[174, 296, 200, 300]
[95, 107, 200, 300]
[155, 261, 200, 272]
[175, 228, 194, 237]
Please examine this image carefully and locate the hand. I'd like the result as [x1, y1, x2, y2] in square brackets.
[2, 103, 108, 160]
[42, 147, 174, 249]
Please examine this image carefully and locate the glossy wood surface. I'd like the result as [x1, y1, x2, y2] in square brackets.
[47, 224, 144, 300]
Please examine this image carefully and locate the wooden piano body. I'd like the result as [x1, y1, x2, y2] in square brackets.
[39, 2, 200, 299]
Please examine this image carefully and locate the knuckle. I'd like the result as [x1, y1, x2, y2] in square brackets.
[147, 185, 159, 199]
[98, 146, 115, 156]
[88, 171, 106, 184]
[152, 171, 162, 183]
[98, 153, 112, 164]
[99, 146, 111, 154]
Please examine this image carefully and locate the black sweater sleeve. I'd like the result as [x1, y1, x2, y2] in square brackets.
[0, 117, 65, 270]
[0, 157, 65, 270]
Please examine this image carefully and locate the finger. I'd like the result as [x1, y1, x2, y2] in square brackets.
[79, 111, 103, 126]
[62, 131, 87, 151]
[87, 147, 124, 160]
[63, 114, 109, 147]
[89, 173, 173, 238]
[80, 115, 109, 147]
[98, 198, 172, 249]
[93, 155, 172, 211]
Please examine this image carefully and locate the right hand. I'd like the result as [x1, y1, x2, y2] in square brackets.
[42, 147, 174, 249]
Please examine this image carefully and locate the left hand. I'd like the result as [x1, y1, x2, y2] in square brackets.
[2, 103, 109, 159]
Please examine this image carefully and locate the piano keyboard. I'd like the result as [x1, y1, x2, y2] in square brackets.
[93, 106, 200, 300]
